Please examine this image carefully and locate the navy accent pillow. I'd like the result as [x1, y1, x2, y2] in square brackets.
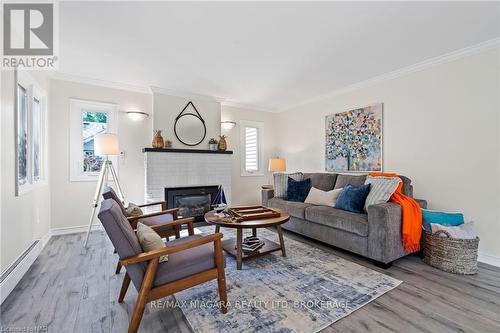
[335, 184, 371, 214]
[287, 177, 312, 202]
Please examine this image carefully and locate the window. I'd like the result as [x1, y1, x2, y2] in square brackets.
[15, 71, 47, 195]
[240, 120, 264, 176]
[82, 111, 108, 172]
[69, 99, 118, 181]
[17, 84, 28, 187]
[32, 97, 42, 181]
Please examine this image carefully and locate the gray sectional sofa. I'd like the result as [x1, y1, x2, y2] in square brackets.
[262, 173, 427, 267]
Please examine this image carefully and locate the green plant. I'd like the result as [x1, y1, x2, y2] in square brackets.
[209, 138, 218, 144]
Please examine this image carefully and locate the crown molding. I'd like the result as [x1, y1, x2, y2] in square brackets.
[150, 86, 226, 103]
[278, 38, 500, 112]
[221, 100, 277, 113]
[51, 72, 151, 94]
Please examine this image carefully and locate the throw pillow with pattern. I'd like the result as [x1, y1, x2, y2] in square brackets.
[274, 172, 302, 198]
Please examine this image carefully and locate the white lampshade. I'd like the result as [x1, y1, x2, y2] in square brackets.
[269, 158, 286, 172]
[94, 133, 119, 156]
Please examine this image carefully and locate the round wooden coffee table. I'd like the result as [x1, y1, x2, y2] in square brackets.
[204, 209, 290, 270]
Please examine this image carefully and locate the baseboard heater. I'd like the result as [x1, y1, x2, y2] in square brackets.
[0, 240, 40, 304]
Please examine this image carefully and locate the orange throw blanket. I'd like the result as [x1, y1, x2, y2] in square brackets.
[369, 172, 422, 253]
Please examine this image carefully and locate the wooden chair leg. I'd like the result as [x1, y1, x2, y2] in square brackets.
[187, 221, 194, 236]
[128, 259, 158, 333]
[174, 225, 181, 239]
[119, 273, 131, 303]
[214, 239, 228, 314]
[115, 261, 122, 274]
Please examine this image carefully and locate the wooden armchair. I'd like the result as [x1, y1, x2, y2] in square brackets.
[98, 199, 227, 333]
[102, 186, 195, 239]
[102, 186, 195, 274]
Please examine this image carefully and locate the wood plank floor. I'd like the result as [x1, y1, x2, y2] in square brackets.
[1, 230, 499, 333]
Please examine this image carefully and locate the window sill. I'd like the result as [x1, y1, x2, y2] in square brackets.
[240, 172, 265, 177]
[16, 180, 48, 196]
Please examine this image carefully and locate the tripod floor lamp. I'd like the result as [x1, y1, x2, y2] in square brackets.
[83, 133, 124, 248]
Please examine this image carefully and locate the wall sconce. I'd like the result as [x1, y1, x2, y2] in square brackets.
[126, 111, 149, 121]
[221, 120, 236, 130]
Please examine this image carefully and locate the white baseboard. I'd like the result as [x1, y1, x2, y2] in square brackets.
[50, 224, 101, 236]
[478, 252, 500, 268]
[0, 230, 51, 304]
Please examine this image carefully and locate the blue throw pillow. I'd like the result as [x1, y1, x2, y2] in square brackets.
[287, 177, 312, 202]
[335, 184, 371, 214]
[421, 209, 464, 232]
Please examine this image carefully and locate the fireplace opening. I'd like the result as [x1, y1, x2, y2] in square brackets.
[165, 185, 219, 222]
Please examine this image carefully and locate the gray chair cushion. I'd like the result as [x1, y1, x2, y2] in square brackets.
[154, 235, 216, 286]
[102, 186, 127, 216]
[98, 199, 146, 289]
[267, 197, 314, 219]
[141, 213, 175, 234]
[305, 206, 369, 237]
[334, 174, 367, 189]
[303, 173, 338, 191]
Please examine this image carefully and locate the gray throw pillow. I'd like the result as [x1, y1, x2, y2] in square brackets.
[274, 172, 302, 198]
[136, 223, 168, 262]
[126, 203, 144, 217]
[364, 175, 401, 211]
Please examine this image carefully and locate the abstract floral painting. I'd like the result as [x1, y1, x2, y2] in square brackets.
[325, 103, 383, 172]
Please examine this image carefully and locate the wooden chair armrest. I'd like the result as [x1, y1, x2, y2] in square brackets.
[137, 201, 169, 209]
[149, 217, 195, 231]
[127, 208, 179, 223]
[120, 233, 223, 266]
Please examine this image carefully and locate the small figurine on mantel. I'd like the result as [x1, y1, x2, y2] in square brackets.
[152, 130, 164, 148]
[164, 139, 172, 149]
[218, 135, 228, 151]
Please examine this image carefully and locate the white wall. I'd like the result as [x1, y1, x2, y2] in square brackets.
[152, 92, 221, 149]
[275, 48, 500, 259]
[221, 105, 278, 206]
[1, 70, 51, 271]
[49, 80, 152, 230]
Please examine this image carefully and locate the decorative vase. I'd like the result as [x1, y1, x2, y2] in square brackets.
[209, 143, 217, 151]
[218, 135, 227, 151]
[152, 130, 164, 148]
[164, 139, 172, 149]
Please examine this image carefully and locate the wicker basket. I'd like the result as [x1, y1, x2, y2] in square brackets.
[423, 230, 479, 275]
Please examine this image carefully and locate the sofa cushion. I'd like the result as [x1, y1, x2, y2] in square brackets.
[335, 184, 371, 214]
[287, 177, 311, 202]
[274, 172, 302, 198]
[334, 174, 367, 189]
[305, 206, 369, 237]
[268, 197, 314, 219]
[363, 175, 401, 211]
[305, 187, 343, 206]
[303, 173, 338, 191]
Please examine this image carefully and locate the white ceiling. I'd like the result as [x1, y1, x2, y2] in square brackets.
[59, 1, 499, 111]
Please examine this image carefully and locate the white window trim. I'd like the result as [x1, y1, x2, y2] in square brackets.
[31, 85, 48, 186]
[69, 98, 118, 182]
[15, 70, 48, 196]
[240, 120, 264, 177]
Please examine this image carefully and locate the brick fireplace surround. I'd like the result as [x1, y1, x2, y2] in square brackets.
[143, 148, 232, 205]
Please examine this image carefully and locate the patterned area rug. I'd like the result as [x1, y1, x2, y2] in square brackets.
[174, 227, 402, 333]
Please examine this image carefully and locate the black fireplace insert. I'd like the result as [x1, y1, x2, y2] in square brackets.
[164, 185, 219, 222]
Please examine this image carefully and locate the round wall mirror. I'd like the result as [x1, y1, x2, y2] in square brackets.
[174, 113, 206, 146]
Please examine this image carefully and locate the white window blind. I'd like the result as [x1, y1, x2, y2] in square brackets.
[245, 127, 258, 172]
[240, 120, 264, 176]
